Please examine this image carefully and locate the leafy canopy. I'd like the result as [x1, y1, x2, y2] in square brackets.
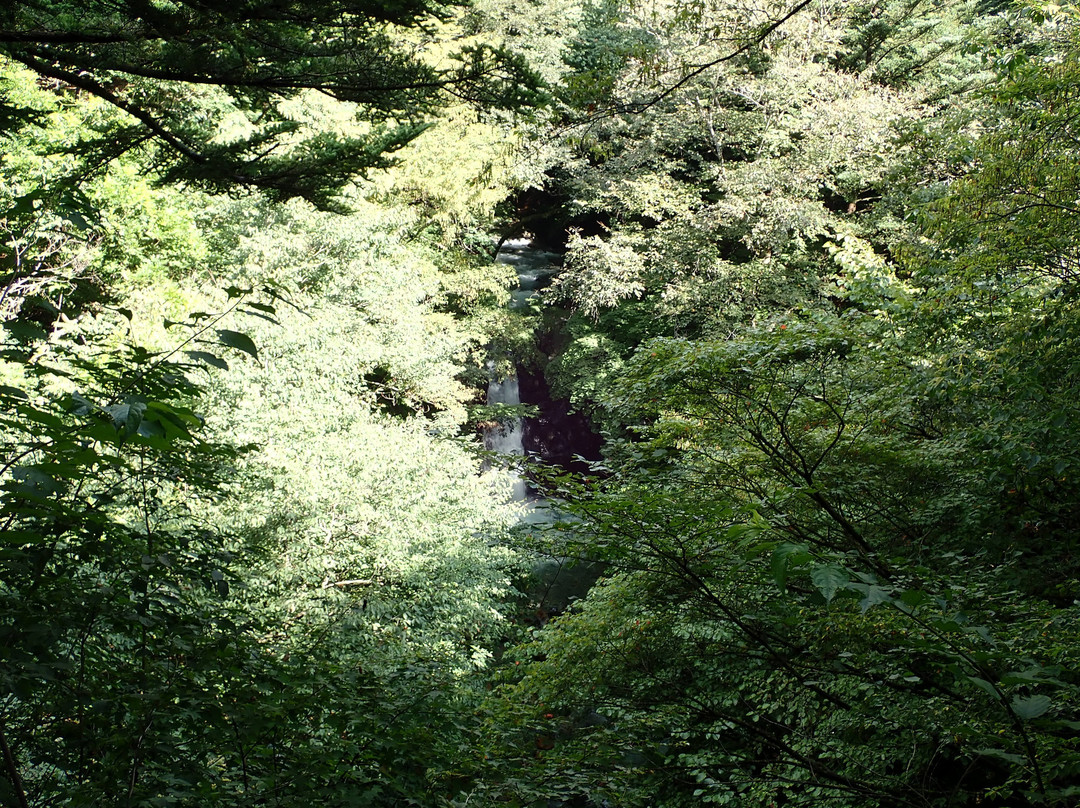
[0, 0, 544, 209]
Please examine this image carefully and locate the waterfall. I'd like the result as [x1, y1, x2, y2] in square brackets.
[485, 238, 603, 614]
[486, 370, 527, 502]
[485, 239, 558, 504]
[495, 237, 560, 310]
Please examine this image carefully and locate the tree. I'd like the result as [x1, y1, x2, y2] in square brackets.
[0, 0, 542, 209]
[487, 304, 1078, 807]
[0, 116, 528, 808]
[473, 2, 1080, 806]
[0, 5, 536, 802]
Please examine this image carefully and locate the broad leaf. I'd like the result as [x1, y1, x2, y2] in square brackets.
[974, 748, 1025, 765]
[185, 350, 229, 370]
[859, 585, 893, 613]
[771, 543, 808, 592]
[216, 329, 259, 361]
[2, 320, 47, 342]
[811, 565, 847, 604]
[1011, 694, 1051, 720]
[967, 676, 1002, 701]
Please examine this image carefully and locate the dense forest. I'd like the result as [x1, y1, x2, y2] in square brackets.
[0, 0, 1078, 806]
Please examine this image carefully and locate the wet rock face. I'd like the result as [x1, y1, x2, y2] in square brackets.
[517, 366, 603, 473]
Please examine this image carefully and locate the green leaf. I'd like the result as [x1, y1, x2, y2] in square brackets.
[967, 676, 1002, 701]
[10, 467, 63, 498]
[770, 543, 807, 592]
[1001, 666, 1064, 687]
[859, 585, 892, 613]
[811, 565, 847, 604]
[2, 320, 47, 343]
[63, 393, 95, 416]
[137, 418, 166, 438]
[145, 401, 200, 429]
[899, 589, 930, 608]
[240, 308, 280, 324]
[974, 748, 1025, 765]
[106, 402, 146, 436]
[216, 329, 259, 361]
[1011, 694, 1051, 720]
[185, 350, 229, 370]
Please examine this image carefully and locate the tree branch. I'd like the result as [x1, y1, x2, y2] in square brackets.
[0, 713, 29, 808]
[10, 53, 210, 167]
[620, 0, 813, 115]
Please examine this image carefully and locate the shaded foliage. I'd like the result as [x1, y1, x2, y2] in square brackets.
[474, 2, 1080, 808]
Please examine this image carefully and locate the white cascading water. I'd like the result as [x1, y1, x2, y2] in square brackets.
[485, 239, 559, 504]
[486, 370, 528, 502]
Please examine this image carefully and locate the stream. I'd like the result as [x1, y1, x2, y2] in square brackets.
[486, 239, 604, 617]
[485, 238, 557, 515]
[484, 238, 559, 505]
